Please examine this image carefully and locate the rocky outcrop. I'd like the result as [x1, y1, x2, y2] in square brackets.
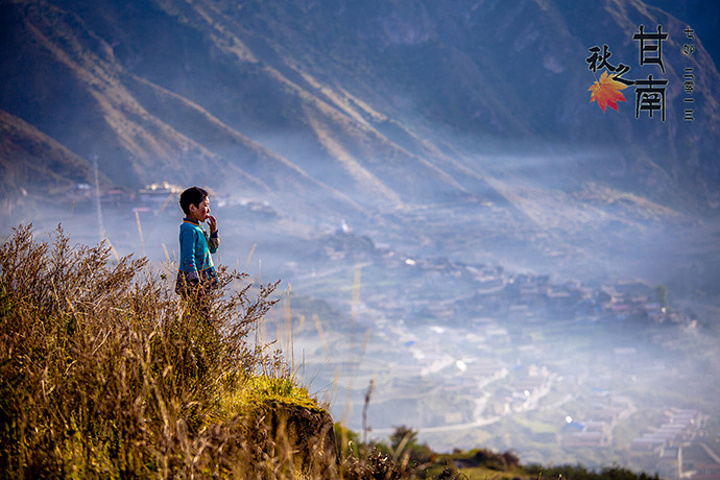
[255, 402, 339, 479]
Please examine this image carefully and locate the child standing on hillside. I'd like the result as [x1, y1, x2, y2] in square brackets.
[175, 186, 220, 297]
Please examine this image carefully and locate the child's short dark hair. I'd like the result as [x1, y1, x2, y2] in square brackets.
[179, 186, 209, 215]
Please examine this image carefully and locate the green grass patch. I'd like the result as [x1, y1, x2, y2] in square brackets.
[219, 375, 322, 417]
[513, 415, 557, 434]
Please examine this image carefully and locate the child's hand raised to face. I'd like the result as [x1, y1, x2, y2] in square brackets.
[206, 215, 217, 233]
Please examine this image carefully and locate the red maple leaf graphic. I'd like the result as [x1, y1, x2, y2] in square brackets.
[589, 70, 629, 112]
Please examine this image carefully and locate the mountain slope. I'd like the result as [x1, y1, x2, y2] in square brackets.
[1, 0, 719, 230]
[0, 108, 97, 202]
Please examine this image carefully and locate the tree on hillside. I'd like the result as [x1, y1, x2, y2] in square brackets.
[388, 425, 435, 467]
[390, 425, 419, 452]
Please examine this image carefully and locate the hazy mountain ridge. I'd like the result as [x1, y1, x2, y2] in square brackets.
[247, 0, 720, 210]
[0, 108, 99, 199]
[1, 0, 719, 246]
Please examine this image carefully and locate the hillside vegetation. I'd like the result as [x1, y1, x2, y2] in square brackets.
[333, 421, 664, 480]
[0, 224, 337, 478]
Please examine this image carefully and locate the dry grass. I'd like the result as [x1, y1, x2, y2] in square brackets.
[0, 224, 331, 479]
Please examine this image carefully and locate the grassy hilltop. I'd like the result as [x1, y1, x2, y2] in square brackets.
[0, 224, 335, 478]
[0, 225, 664, 479]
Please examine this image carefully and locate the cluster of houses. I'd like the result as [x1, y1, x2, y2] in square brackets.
[481, 271, 688, 327]
[630, 409, 720, 480]
[632, 409, 701, 453]
[68, 182, 181, 209]
[320, 230, 694, 332]
[560, 405, 719, 480]
[316, 229, 693, 335]
[67, 182, 278, 219]
[560, 394, 634, 449]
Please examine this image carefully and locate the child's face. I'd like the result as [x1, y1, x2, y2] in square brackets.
[189, 197, 211, 223]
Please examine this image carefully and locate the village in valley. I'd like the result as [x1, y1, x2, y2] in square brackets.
[286, 228, 720, 479]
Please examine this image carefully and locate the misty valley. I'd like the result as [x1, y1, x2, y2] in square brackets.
[16, 183, 720, 475]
